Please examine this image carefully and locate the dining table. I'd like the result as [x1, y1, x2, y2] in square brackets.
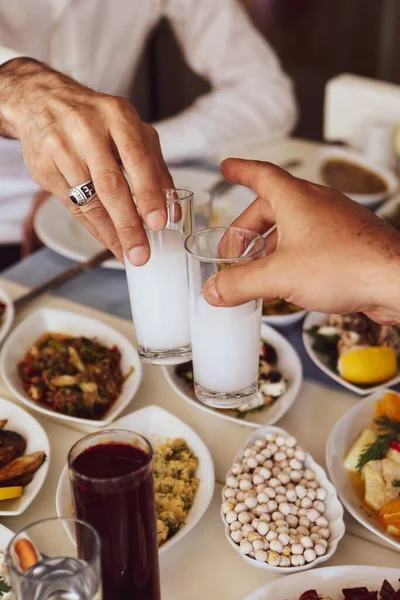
[1, 136, 399, 600]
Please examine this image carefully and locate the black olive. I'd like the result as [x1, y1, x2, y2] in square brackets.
[260, 342, 277, 365]
[267, 370, 282, 383]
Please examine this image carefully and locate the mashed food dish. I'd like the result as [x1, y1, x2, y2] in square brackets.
[154, 438, 199, 547]
[0, 552, 12, 599]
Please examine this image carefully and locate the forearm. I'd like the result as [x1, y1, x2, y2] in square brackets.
[0, 57, 71, 139]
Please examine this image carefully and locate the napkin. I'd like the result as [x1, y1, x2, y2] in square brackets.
[324, 73, 400, 151]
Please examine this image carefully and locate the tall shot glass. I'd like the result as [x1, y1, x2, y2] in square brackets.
[185, 226, 266, 408]
[125, 189, 194, 365]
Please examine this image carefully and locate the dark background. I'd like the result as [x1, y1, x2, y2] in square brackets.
[132, 0, 400, 141]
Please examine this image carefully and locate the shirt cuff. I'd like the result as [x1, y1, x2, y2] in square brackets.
[0, 47, 24, 68]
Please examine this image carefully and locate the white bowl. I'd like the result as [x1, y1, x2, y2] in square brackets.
[0, 396, 50, 516]
[315, 146, 398, 206]
[222, 425, 345, 574]
[56, 405, 215, 555]
[302, 311, 400, 395]
[162, 323, 303, 428]
[326, 388, 400, 551]
[375, 191, 400, 222]
[0, 307, 143, 430]
[242, 565, 400, 600]
[0, 289, 14, 346]
[262, 309, 307, 327]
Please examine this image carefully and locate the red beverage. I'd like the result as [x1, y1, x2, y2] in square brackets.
[68, 431, 160, 600]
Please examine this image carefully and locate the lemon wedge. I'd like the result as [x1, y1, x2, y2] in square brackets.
[0, 486, 23, 501]
[338, 346, 397, 384]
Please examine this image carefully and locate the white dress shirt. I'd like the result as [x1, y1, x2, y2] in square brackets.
[0, 0, 296, 243]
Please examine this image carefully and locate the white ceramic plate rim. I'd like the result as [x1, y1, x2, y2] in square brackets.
[326, 387, 400, 551]
[0, 396, 50, 516]
[302, 311, 400, 395]
[375, 193, 400, 220]
[242, 565, 400, 600]
[315, 146, 399, 206]
[56, 404, 215, 555]
[222, 425, 345, 574]
[0, 524, 14, 551]
[0, 289, 14, 347]
[162, 323, 303, 428]
[0, 307, 143, 427]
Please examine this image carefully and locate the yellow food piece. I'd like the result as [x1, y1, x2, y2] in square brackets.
[0, 486, 22, 501]
[380, 499, 400, 537]
[338, 346, 397, 384]
[344, 429, 376, 472]
[375, 391, 400, 422]
[362, 459, 400, 511]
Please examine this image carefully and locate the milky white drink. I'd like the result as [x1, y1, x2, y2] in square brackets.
[125, 229, 190, 359]
[190, 293, 261, 394]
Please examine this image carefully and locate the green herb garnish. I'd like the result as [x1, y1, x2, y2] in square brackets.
[0, 576, 11, 596]
[305, 326, 339, 371]
[357, 416, 400, 470]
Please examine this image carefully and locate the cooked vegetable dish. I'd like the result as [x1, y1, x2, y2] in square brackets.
[0, 419, 46, 502]
[298, 579, 400, 599]
[321, 159, 388, 195]
[154, 438, 199, 547]
[175, 340, 287, 420]
[263, 299, 303, 317]
[18, 334, 131, 420]
[306, 313, 400, 386]
[345, 391, 400, 540]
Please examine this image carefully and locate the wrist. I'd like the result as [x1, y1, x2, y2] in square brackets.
[0, 57, 53, 138]
[365, 234, 400, 324]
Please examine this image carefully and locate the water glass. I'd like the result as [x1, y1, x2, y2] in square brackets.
[6, 517, 101, 600]
[125, 188, 194, 365]
[68, 429, 160, 600]
[185, 226, 266, 408]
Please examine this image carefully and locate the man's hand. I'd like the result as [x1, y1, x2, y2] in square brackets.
[0, 58, 173, 265]
[203, 158, 400, 324]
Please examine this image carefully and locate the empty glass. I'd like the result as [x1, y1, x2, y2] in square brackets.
[6, 517, 102, 600]
[185, 226, 266, 408]
[125, 189, 194, 365]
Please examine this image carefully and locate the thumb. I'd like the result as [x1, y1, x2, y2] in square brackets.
[203, 251, 291, 307]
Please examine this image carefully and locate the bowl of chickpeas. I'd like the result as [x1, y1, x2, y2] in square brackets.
[221, 426, 345, 573]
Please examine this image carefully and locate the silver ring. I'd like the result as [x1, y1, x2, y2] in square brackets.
[68, 179, 97, 207]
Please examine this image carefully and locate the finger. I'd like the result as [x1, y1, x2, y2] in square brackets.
[230, 196, 276, 236]
[112, 122, 168, 232]
[203, 250, 292, 307]
[220, 158, 296, 211]
[43, 164, 108, 253]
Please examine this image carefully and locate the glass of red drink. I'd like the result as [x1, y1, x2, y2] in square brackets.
[68, 429, 160, 600]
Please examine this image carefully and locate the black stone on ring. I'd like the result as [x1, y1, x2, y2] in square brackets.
[68, 179, 97, 207]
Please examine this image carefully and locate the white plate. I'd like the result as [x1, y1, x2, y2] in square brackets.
[162, 323, 303, 428]
[326, 388, 400, 551]
[34, 168, 257, 266]
[0, 307, 143, 431]
[242, 565, 400, 600]
[315, 146, 399, 206]
[56, 405, 215, 555]
[0, 524, 14, 551]
[0, 289, 14, 346]
[223, 425, 345, 574]
[0, 397, 50, 516]
[302, 311, 400, 395]
[262, 309, 307, 327]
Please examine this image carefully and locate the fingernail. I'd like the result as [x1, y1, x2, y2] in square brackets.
[128, 245, 148, 266]
[205, 275, 222, 305]
[146, 209, 166, 231]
